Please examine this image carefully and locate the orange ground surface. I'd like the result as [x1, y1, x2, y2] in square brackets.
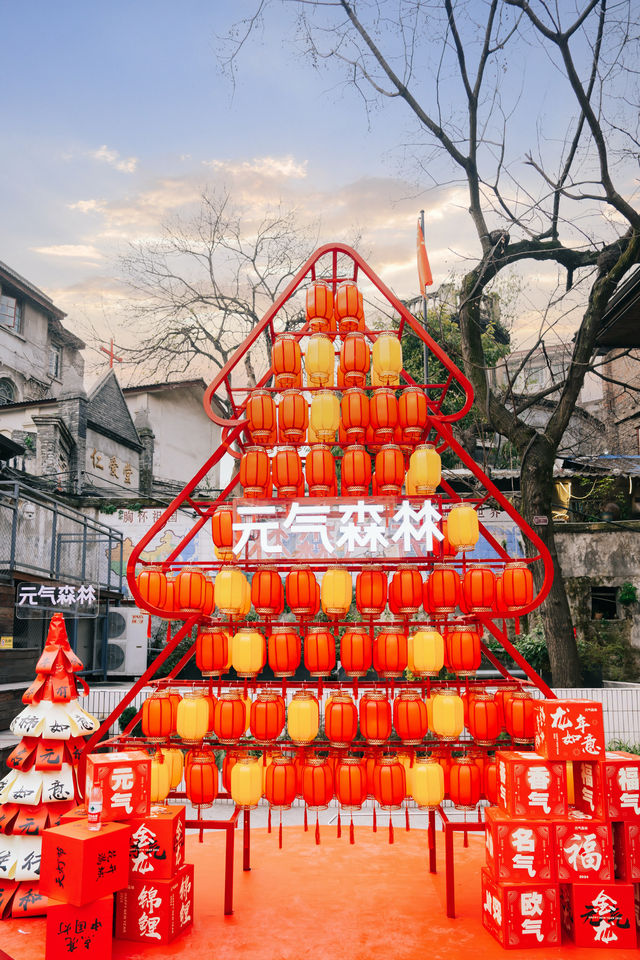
[2, 826, 640, 960]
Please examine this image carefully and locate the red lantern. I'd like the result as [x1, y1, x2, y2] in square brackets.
[246, 389, 276, 445]
[272, 333, 301, 390]
[305, 444, 336, 497]
[390, 568, 423, 616]
[356, 568, 387, 617]
[505, 691, 536, 744]
[341, 388, 369, 443]
[265, 755, 297, 810]
[398, 387, 429, 443]
[250, 692, 285, 743]
[272, 447, 303, 498]
[444, 623, 481, 676]
[304, 626, 336, 677]
[502, 561, 534, 609]
[341, 445, 371, 496]
[196, 627, 229, 677]
[359, 690, 392, 744]
[427, 565, 461, 614]
[212, 691, 246, 744]
[340, 627, 373, 678]
[278, 389, 308, 444]
[306, 281, 334, 332]
[370, 388, 398, 444]
[211, 508, 235, 561]
[334, 281, 364, 333]
[483, 760, 498, 804]
[251, 568, 284, 617]
[449, 757, 481, 811]
[494, 685, 519, 730]
[439, 519, 459, 558]
[335, 757, 367, 809]
[463, 566, 496, 613]
[375, 445, 405, 495]
[142, 691, 173, 741]
[136, 567, 167, 610]
[302, 757, 334, 810]
[325, 693, 358, 748]
[339, 332, 370, 388]
[268, 626, 301, 677]
[467, 692, 500, 745]
[175, 568, 208, 613]
[373, 756, 406, 810]
[286, 568, 318, 617]
[373, 630, 408, 679]
[240, 446, 271, 497]
[185, 749, 218, 807]
[393, 690, 428, 745]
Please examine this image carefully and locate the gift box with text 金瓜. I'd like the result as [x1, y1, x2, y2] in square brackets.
[534, 699, 605, 762]
[481, 867, 560, 949]
[85, 751, 150, 822]
[574, 752, 640, 821]
[40, 820, 131, 907]
[45, 894, 113, 960]
[554, 817, 614, 883]
[561, 881, 637, 948]
[496, 751, 568, 820]
[127, 804, 185, 881]
[484, 807, 555, 884]
[114, 862, 193, 944]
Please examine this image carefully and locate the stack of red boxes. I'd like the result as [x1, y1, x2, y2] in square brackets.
[482, 698, 639, 950]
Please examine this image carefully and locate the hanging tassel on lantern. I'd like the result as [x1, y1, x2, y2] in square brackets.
[337, 811, 342, 838]
[304, 806, 308, 832]
[373, 806, 377, 832]
[406, 805, 410, 831]
[389, 813, 394, 845]
[279, 811, 283, 850]
[350, 813, 355, 845]
[315, 813, 320, 845]
[268, 808, 272, 834]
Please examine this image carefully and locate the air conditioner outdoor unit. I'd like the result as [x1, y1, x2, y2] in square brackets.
[98, 607, 148, 677]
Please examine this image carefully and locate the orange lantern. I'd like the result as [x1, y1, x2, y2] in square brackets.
[467, 692, 500, 745]
[211, 508, 235, 561]
[375, 445, 405, 495]
[325, 693, 358, 748]
[222, 751, 240, 794]
[449, 757, 481, 811]
[340, 627, 373, 678]
[356, 568, 387, 617]
[341, 388, 369, 443]
[278, 389, 308, 444]
[505, 690, 536, 744]
[439, 519, 459, 558]
[447, 504, 480, 552]
[484, 760, 498, 804]
[369, 388, 398, 444]
[136, 567, 167, 610]
[341, 445, 371, 496]
[390, 568, 423, 615]
[494, 684, 519, 730]
[310, 389, 340, 442]
[267, 626, 301, 677]
[302, 757, 334, 810]
[398, 387, 429, 443]
[444, 623, 481, 676]
[250, 691, 285, 743]
[339, 332, 370, 388]
[251, 568, 284, 617]
[286, 568, 318, 617]
[334, 280, 364, 333]
[305, 444, 335, 497]
[373, 755, 406, 810]
[463, 566, 496, 613]
[166, 688, 181, 731]
[174, 567, 207, 614]
[265, 755, 296, 810]
[240, 446, 271, 497]
[141, 690, 172, 742]
[374, 630, 408, 679]
[246, 389, 276, 445]
[359, 690, 392, 745]
[185, 749, 218, 808]
[372, 332, 403, 386]
[272, 333, 301, 390]
[502, 561, 534, 609]
[306, 281, 334, 332]
[393, 690, 428, 745]
[427, 564, 461, 614]
[272, 446, 303, 498]
[335, 757, 367, 809]
[304, 626, 336, 677]
[212, 691, 246, 744]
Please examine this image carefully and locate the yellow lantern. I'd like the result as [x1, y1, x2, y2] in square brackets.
[372, 332, 403, 386]
[447, 504, 480, 552]
[287, 690, 319, 744]
[411, 757, 445, 808]
[214, 567, 250, 618]
[408, 630, 444, 678]
[432, 689, 464, 741]
[230, 756, 263, 810]
[321, 567, 352, 618]
[408, 444, 441, 496]
[176, 690, 209, 745]
[310, 389, 340, 442]
[164, 747, 185, 789]
[150, 750, 172, 803]
[396, 751, 415, 795]
[231, 629, 266, 678]
[305, 333, 334, 387]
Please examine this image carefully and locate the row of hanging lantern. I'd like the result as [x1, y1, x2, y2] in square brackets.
[136, 558, 533, 623]
[140, 685, 536, 750]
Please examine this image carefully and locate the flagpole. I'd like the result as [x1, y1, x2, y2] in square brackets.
[420, 209, 429, 385]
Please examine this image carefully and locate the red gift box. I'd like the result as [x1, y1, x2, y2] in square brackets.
[574, 752, 640, 821]
[555, 815, 613, 882]
[612, 821, 640, 882]
[85, 751, 151, 822]
[534, 699, 605, 762]
[481, 867, 560, 949]
[40, 820, 131, 907]
[496, 751, 568, 820]
[115, 862, 193, 944]
[484, 806, 555, 883]
[46, 894, 113, 960]
[128, 804, 186, 880]
[561, 881, 636, 948]
[58, 805, 88, 825]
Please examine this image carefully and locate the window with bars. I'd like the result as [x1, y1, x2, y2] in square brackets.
[49, 344, 63, 380]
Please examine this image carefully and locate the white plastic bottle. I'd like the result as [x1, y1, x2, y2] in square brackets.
[87, 782, 103, 831]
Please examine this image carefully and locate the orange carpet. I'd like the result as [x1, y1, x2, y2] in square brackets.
[2, 826, 640, 959]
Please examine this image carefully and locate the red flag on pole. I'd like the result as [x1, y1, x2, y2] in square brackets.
[417, 220, 433, 291]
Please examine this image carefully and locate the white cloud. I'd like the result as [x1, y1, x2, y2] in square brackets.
[68, 199, 108, 214]
[89, 145, 138, 174]
[31, 244, 104, 260]
[203, 155, 307, 180]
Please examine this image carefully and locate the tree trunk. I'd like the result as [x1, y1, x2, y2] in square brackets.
[520, 437, 583, 687]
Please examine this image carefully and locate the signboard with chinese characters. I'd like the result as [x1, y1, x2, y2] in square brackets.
[85, 427, 139, 493]
[16, 582, 99, 619]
